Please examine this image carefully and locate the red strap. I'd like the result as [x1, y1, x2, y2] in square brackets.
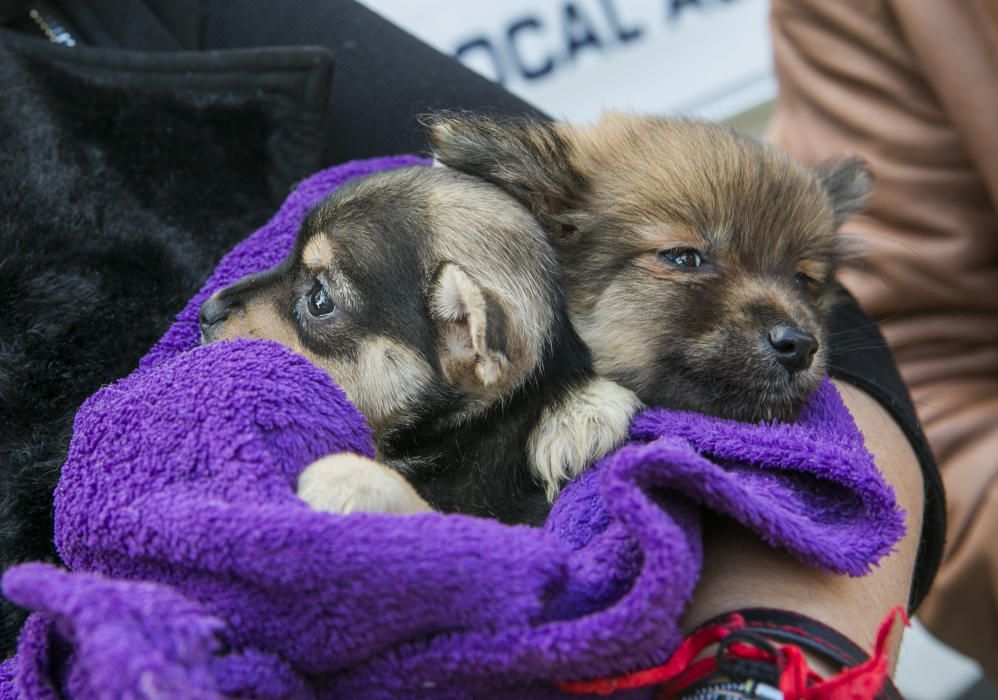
[557, 607, 909, 699]
[556, 613, 746, 695]
[777, 606, 909, 700]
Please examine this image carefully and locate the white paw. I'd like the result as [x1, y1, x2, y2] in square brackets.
[529, 378, 643, 501]
[296, 453, 434, 515]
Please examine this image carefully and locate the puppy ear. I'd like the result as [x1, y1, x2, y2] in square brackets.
[815, 157, 872, 229]
[429, 263, 512, 390]
[424, 112, 587, 237]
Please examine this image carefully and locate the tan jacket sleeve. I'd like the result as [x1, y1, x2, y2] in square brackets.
[768, 0, 998, 677]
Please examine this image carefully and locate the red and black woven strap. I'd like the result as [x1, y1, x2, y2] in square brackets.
[717, 608, 870, 668]
[692, 607, 904, 699]
[557, 606, 908, 699]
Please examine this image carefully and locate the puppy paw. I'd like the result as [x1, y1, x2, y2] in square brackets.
[296, 453, 433, 515]
[529, 378, 643, 501]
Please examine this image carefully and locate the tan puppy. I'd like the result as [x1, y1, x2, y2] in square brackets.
[429, 112, 870, 423]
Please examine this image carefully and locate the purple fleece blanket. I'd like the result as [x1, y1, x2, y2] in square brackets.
[0, 157, 904, 699]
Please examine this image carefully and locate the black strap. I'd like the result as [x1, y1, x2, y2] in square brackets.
[826, 289, 944, 613]
[696, 608, 903, 699]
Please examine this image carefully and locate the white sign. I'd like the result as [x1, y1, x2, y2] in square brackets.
[358, 0, 774, 122]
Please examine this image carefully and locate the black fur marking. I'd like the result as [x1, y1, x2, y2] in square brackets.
[385, 310, 594, 525]
[341, 170, 596, 523]
[815, 157, 872, 229]
[213, 166, 599, 526]
[482, 289, 510, 355]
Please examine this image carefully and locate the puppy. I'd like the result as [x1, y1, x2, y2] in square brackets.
[428, 113, 870, 423]
[200, 166, 639, 522]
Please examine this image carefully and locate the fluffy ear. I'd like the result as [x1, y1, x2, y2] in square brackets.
[429, 263, 512, 391]
[423, 112, 587, 237]
[815, 157, 872, 229]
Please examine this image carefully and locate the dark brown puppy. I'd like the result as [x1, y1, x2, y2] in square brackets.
[428, 112, 870, 423]
[200, 165, 638, 521]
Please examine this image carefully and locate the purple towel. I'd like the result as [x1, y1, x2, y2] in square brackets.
[0, 157, 904, 699]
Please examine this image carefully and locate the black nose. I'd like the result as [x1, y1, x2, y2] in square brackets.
[199, 295, 231, 333]
[767, 325, 818, 372]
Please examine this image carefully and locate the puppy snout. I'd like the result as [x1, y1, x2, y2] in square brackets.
[767, 325, 818, 372]
[199, 295, 232, 339]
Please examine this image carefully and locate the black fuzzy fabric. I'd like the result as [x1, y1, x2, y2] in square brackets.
[0, 30, 333, 653]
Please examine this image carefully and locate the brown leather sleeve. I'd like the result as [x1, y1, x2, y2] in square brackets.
[768, 0, 998, 677]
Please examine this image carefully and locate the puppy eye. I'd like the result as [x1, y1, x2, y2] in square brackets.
[306, 279, 337, 317]
[795, 271, 818, 292]
[659, 247, 704, 269]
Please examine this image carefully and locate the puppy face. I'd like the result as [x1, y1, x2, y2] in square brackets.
[429, 113, 871, 422]
[199, 166, 559, 437]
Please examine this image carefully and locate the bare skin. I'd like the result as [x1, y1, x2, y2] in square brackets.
[682, 379, 924, 675]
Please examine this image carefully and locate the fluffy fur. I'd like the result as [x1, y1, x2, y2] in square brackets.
[201, 166, 637, 523]
[296, 453, 434, 515]
[428, 112, 871, 423]
[0, 30, 332, 654]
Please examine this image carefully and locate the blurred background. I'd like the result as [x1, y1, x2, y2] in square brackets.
[360, 0, 775, 129]
[356, 1, 994, 698]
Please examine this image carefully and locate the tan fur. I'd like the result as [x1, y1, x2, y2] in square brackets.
[425, 182, 556, 384]
[528, 378, 643, 500]
[428, 110, 868, 423]
[302, 236, 333, 271]
[323, 337, 436, 434]
[556, 114, 844, 421]
[556, 113, 837, 310]
[297, 453, 433, 515]
[571, 280, 661, 389]
[429, 263, 510, 389]
[209, 303, 435, 434]
[204, 292, 298, 344]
